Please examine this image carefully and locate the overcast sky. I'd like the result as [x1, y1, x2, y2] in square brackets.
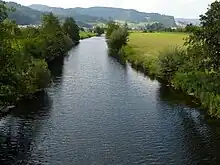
[8, 0, 214, 18]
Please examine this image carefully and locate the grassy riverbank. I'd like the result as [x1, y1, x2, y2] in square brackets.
[80, 31, 96, 39]
[124, 31, 220, 118]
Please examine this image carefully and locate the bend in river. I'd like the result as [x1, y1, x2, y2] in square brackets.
[1, 37, 220, 165]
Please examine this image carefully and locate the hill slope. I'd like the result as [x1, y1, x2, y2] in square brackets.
[29, 5, 176, 27]
[29, 4, 106, 24]
[175, 18, 200, 26]
[2, 1, 93, 27]
[5, 1, 42, 25]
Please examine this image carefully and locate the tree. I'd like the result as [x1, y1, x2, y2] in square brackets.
[63, 17, 80, 44]
[0, 3, 51, 104]
[185, 23, 200, 33]
[145, 22, 165, 32]
[106, 21, 120, 39]
[107, 27, 129, 55]
[39, 13, 72, 61]
[94, 26, 104, 36]
[187, 1, 220, 70]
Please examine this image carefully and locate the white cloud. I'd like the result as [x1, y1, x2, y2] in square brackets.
[6, 0, 215, 18]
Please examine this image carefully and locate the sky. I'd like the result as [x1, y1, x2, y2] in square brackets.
[7, 0, 215, 18]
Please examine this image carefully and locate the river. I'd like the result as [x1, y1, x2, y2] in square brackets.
[0, 37, 220, 165]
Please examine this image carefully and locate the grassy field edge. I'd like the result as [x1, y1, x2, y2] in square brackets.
[123, 32, 220, 118]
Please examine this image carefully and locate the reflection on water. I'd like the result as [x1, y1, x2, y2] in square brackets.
[156, 84, 220, 164]
[158, 84, 201, 108]
[0, 92, 52, 165]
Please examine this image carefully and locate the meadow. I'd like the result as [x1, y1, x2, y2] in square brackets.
[128, 32, 188, 56]
[80, 31, 96, 39]
[124, 32, 188, 77]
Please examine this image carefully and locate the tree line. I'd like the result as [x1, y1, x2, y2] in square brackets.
[0, 2, 80, 107]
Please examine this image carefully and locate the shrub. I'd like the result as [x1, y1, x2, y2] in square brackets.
[107, 27, 129, 56]
[158, 47, 187, 81]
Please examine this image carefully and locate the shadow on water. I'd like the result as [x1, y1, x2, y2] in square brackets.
[48, 56, 65, 82]
[157, 84, 201, 109]
[157, 84, 220, 164]
[0, 91, 52, 165]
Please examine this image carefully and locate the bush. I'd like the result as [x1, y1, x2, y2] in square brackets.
[107, 27, 128, 56]
[158, 47, 187, 81]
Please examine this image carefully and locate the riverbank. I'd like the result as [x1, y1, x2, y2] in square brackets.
[123, 32, 220, 118]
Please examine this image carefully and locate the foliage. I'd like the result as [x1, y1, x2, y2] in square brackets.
[188, 1, 220, 70]
[94, 26, 105, 36]
[144, 22, 165, 32]
[158, 48, 187, 81]
[63, 17, 80, 44]
[107, 25, 129, 56]
[0, 4, 77, 107]
[80, 31, 96, 39]
[184, 23, 200, 33]
[106, 21, 120, 39]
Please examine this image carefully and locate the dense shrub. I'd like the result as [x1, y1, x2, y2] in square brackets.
[158, 47, 187, 81]
[63, 17, 80, 44]
[106, 21, 120, 39]
[107, 27, 129, 56]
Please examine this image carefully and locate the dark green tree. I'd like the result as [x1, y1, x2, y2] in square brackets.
[94, 26, 104, 36]
[107, 27, 129, 55]
[106, 21, 119, 39]
[186, 1, 220, 70]
[63, 17, 80, 44]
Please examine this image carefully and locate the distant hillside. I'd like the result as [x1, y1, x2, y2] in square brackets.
[175, 18, 200, 26]
[29, 5, 176, 27]
[3, 1, 177, 28]
[2, 1, 92, 27]
[5, 1, 42, 25]
[29, 4, 107, 24]
[73, 7, 176, 27]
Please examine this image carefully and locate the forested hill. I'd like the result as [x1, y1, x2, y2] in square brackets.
[5, 1, 43, 25]
[72, 7, 176, 27]
[28, 4, 106, 24]
[3, 1, 103, 27]
[29, 5, 176, 27]
[3, 1, 176, 27]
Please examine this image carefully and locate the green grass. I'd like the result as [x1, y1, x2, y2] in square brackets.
[80, 31, 96, 39]
[128, 32, 188, 57]
[124, 32, 188, 78]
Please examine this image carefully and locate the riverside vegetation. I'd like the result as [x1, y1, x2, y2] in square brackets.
[107, 1, 220, 118]
[0, 2, 81, 109]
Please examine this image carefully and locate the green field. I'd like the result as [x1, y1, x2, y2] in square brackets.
[80, 31, 96, 39]
[128, 32, 188, 56]
[124, 32, 189, 77]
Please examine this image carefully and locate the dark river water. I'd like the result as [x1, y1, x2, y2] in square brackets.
[1, 37, 220, 165]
